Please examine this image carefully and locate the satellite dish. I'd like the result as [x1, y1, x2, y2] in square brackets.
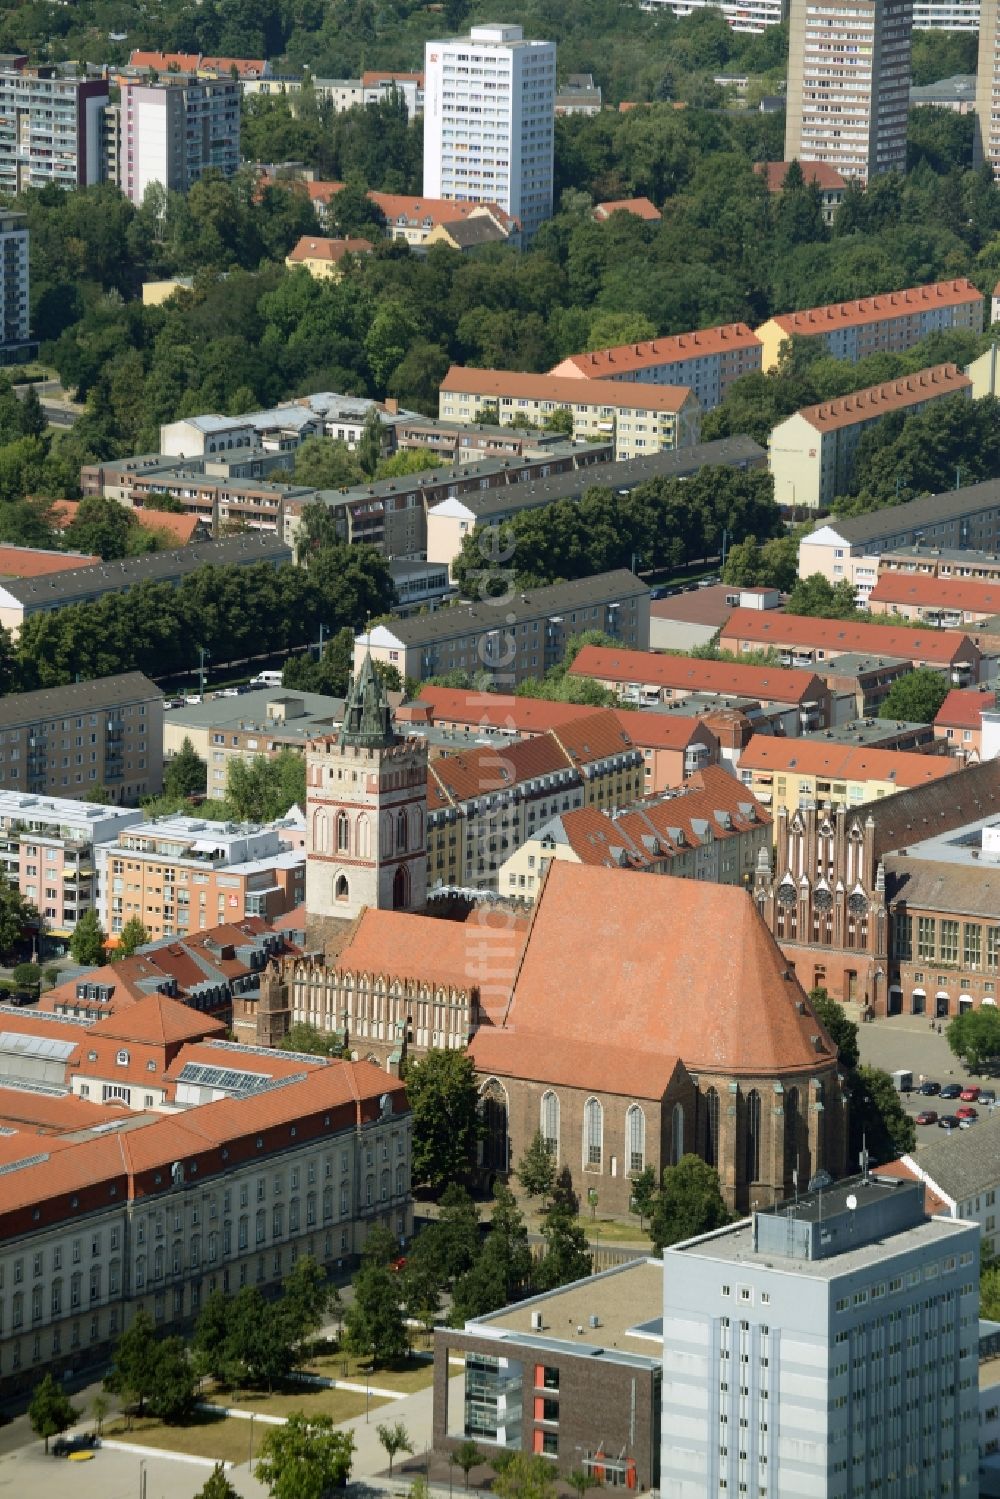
[845, 1194, 858, 1210]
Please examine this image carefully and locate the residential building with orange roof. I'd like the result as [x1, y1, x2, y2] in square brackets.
[549, 323, 761, 412]
[768, 363, 973, 510]
[361, 70, 424, 117]
[737, 733, 958, 817]
[720, 606, 982, 683]
[284, 235, 374, 280]
[0, 543, 99, 578]
[0, 1053, 410, 1400]
[468, 860, 846, 1213]
[752, 160, 847, 224]
[756, 278, 983, 372]
[67, 992, 227, 1111]
[934, 684, 996, 759]
[868, 570, 1000, 626]
[127, 50, 270, 79]
[569, 643, 834, 727]
[592, 196, 662, 222]
[425, 708, 645, 888]
[439, 367, 701, 459]
[499, 763, 772, 899]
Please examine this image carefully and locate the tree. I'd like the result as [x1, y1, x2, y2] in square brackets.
[280, 1021, 345, 1057]
[227, 749, 306, 822]
[845, 1065, 915, 1163]
[785, 574, 862, 619]
[226, 1287, 295, 1390]
[630, 1165, 658, 1231]
[164, 736, 208, 799]
[63, 495, 136, 560]
[116, 916, 149, 959]
[28, 1373, 78, 1453]
[517, 1128, 555, 1199]
[91, 1392, 109, 1437]
[147, 1335, 197, 1423]
[344, 1256, 408, 1366]
[451, 1183, 531, 1321]
[377, 1421, 413, 1475]
[196, 1466, 240, 1499]
[567, 1471, 601, 1499]
[650, 1155, 729, 1256]
[491, 1452, 557, 1499]
[357, 406, 384, 478]
[947, 1008, 1000, 1074]
[535, 1197, 592, 1291]
[256, 1414, 355, 1499]
[292, 436, 362, 491]
[105, 1308, 160, 1422]
[808, 987, 860, 1070]
[404, 1049, 481, 1191]
[878, 668, 950, 724]
[452, 1439, 483, 1491]
[193, 1289, 233, 1386]
[281, 1255, 333, 1362]
[70, 908, 107, 966]
[0, 872, 35, 956]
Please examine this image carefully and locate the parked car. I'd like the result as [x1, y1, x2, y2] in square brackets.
[955, 1105, 978, 1120]
[959, 1086, 980, 1102]
[939, 1084, 962, 1099]
[918, 1081, 941, 1095]
[938, 1115, 960, 1130]
[915, 1110, 939, 1126]
[979, 1090, 997, 1106]
[959, 1117, 977, 1129]
[52, 1434, 100, 1457]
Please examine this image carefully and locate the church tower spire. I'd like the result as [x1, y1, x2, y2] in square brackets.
[340, 649, 396, 750]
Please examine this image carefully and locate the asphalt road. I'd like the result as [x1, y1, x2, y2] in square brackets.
[857, 1009, 999, 1147]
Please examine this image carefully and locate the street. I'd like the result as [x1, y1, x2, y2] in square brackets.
[857, 1008, 997, 1146]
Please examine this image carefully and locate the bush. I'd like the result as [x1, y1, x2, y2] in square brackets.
[11, 962, 40, 988]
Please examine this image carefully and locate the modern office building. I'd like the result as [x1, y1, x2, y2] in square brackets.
[976, 0, 1000, 179]
[661, 1172, 981, 1499]
[0, 65, 108, 193]
[0, 673, 163, 804]
[114, 77, 241, 202]
[423, 24, 556, 241]
[912, 0, 978, 23]
[0, 211, 31, 363]
[755, 278, 984, 372]
[785, 0, 913, 182]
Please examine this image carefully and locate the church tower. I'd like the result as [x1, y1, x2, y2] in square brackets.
[305, 651, 428, 921]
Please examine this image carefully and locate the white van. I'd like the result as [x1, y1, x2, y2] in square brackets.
[250, 670, 283, 688]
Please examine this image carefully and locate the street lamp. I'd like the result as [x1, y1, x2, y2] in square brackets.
[249, 1412, 255, 1473]
[139, 1458, 147, 1499]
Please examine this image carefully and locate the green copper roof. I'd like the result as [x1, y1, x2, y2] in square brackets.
[339, 649, 396, 749]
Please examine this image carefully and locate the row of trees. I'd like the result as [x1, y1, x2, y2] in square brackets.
[0, 548, 393, 693]
[451, 467, 782, 594]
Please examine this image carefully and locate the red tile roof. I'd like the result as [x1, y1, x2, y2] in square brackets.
[738, 736, 958, 785]
[593, 197, 662, 222]
[874, 1158, 950, 1216]
[287, 235, 374, 264]
[132, 509, 203, 543]
[0, 1087, 129, 1135]
[413, 685, 711, 751]
[163, 1040, 327, 1082]
[570, 644, 827, 704]
[472, 1028, 682, 1098]
[551, 324, 760, 380]
[753, 161, 847, 192]
[362, 70, 423, 86]
[869, 573, 1000, 614]
[471, 862, 837, 1084]
[336, 907, 528, 1017]
[768, 279, 983, 336]
[128, 50, 201, 70]
[86, 993, 226, 1047]
[720, 608, 978, 665]
[0, 546, 100, 578]
[441, 366, 695, 414]
[792, 365, 971, 434]
[935, 686, 993, 730]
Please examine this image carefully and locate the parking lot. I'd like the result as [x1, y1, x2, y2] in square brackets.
[857, 1009, 1000, 1147]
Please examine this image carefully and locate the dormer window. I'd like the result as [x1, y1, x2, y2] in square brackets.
[116, 1049, 130, 1066]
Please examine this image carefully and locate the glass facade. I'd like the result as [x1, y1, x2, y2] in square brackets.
[463, 1352, 523, 1446]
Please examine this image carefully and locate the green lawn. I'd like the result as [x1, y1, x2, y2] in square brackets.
[303, 1353, 435, 1394]
[107, 1412, 251, 1466]
[209, 1380, 393, 1421]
